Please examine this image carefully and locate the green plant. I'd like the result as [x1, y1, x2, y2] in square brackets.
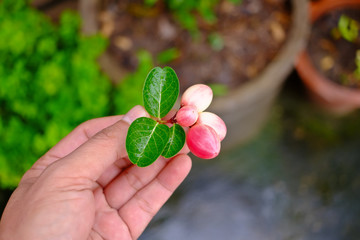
[208, 32, 224, 51]
[338, 14, 359, 42]
[0, 0, 231, 187]
[114, 47, 183, 115]
[355, 50, 360, 79]
[208, 83, 228, 96]
[156, 48, 180, 64]
[145, 0, 242, 34]
[0, 0, 112, 188]
[114, 50, 155, 114]
[335, 14, 360, 83]
[125, 67, 226, 167]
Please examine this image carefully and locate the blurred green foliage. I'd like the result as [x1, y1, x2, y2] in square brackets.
[0, 0, 114, 188]
[0, 0, 241, 188]
[208, 83, 228, 97]
[208, 32, 224, 51]
[145, 0, 243, 34]
[114, 50, 154, 114]
[156, 48, 180, 64]
[335, 14, 360, 82]
[338, 14, 359, 43]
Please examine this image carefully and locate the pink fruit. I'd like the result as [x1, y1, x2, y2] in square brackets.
[181, 84, 213, 112]
[197, 112, 227, 141]
[176, 105, 199, 127]
[186, 124, 220, 159]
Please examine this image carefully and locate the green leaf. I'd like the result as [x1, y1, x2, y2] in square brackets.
[338, 14, 359, 42]
[144, 0, 158, 7]
[157, 48, 180, 64]
[114, 50, 154, 114]
[228, 0, 243, 4]
[143, 66, 179, 118]
[209, 83, 228, 96]
[162, 123, 186, 158]
[126, 117, 170, 167]
[355, 50, 360, 79]
[208, 33, 224, 51]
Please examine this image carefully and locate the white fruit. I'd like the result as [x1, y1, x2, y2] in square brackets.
[181, 84, 213, 112]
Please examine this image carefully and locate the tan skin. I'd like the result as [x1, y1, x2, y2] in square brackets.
[0, 106, 192, 240]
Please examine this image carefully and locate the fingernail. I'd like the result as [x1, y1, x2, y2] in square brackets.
[122, 105, 149, 124]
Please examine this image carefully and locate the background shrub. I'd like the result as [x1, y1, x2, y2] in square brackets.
[0, 0, 112, 188]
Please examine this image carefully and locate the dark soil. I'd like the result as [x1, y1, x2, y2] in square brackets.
[99, 0, 291, 92]
[32, 0, 78, 23]
[308, 7, 360, 89]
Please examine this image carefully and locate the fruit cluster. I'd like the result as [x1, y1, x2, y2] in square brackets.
[176, 84, 227, 159]
[125, 67, 226, 167]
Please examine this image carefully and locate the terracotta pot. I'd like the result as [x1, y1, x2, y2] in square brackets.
[296, 0, 360, 115]
[80, 0, 309, 150]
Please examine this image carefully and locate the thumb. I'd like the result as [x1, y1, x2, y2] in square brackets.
[52, 105, 149, 181]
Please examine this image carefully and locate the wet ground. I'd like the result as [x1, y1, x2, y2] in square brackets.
[140, 71, 360, 240]
[1, 71, 360, 239]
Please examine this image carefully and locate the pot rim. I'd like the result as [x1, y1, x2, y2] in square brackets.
[298, 52, 360, 102]
[210, 0, 309, 111]
[311, 0, 360, 21]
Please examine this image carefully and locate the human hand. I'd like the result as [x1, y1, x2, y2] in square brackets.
[0, 105, 192, 240]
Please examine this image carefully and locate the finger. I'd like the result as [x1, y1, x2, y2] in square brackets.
[48, 105, 149, 181]
[91, 187, 132, 240]
[118, 154, 192, 239]
[96, 157, 132, 187]
[99, 141, 189, 189]
[21, 115, 124, 182]
[44, 116, 124, 161]
[98, 142, 189, 188]
[104, 156, 170, 209]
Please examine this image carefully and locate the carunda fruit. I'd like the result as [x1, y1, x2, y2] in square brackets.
[176, 105, 198, 127]
[180, 84, 213, 112]
[125, 66, 227, 167]
[197, 112, 227, 141]
[186, 123, 221, 159]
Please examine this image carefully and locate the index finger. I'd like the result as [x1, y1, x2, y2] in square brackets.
[41, 116, 124, 165]
[48, 106, 150, 181]
[22, 106, 148, 182]
[21, 115, 124, 183]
